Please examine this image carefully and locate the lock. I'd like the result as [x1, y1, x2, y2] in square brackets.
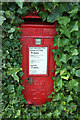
[26, 78, 33, 85]
[35, 38, 41, 45]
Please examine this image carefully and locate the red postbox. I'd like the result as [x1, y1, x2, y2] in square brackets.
[20, 11, 57, 105]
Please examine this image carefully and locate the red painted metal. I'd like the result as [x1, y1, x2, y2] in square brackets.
[21, 15, 41, 19]
[20, 15, 57, 105]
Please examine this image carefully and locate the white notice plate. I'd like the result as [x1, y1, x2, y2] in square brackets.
[29, 47, 47, 75]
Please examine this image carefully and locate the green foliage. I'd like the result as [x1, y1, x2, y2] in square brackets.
[51, 2, 80, 120]
[2, 2, 80, 120]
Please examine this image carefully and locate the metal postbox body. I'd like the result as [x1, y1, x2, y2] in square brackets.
[20, 12, 57, 105]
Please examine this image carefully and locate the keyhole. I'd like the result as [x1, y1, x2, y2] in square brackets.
[26, 78, 33, 84]
[27, 78, 30, 80]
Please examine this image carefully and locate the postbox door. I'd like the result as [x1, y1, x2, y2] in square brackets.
[20, 37, 55, 105]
